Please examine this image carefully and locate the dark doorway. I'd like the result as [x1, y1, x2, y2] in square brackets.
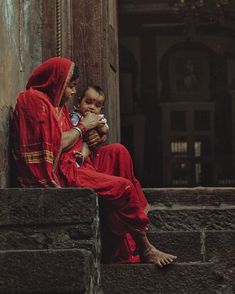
[118, 0, 235, 187]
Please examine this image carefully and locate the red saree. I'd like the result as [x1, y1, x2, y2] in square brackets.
[12, 57, 74, 187]
[12, 56, 150, 263]
[58, 107, 150, 263]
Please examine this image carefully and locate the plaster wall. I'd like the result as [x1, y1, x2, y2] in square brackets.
[0, 0, 42, 187]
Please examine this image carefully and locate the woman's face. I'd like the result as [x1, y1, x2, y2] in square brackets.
[78, 88, 105, 115]
[61, 79, 78, 104]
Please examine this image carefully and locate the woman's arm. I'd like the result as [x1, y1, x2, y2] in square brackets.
[61, 128, 82, 150]
[61, 112, 102, 151]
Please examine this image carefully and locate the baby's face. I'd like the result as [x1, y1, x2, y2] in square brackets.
[78, 88, 105, 115]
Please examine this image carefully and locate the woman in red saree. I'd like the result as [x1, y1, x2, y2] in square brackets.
[12, 57, 176, 266]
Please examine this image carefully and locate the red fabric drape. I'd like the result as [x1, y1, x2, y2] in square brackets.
[26, 57, 74, 107]
[12, 57, 74, 187]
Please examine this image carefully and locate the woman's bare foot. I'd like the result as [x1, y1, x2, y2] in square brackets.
[141, 244, 177, 267]
[130, 228, 177, 267]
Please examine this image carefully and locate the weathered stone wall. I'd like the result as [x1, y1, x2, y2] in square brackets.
[0, 0, 42, 187]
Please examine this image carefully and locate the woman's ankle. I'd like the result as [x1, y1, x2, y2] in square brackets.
[131, 231, 152, 253]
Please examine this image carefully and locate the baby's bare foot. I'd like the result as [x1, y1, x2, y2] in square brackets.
[141, 245, 177, 267]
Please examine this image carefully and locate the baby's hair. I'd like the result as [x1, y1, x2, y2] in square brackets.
[81, 85, 105, 100]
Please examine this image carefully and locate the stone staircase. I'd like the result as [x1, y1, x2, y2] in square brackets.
[0, 188, 101, 294]
[0, 187, 234, 293]
[101, 188, 235, 294]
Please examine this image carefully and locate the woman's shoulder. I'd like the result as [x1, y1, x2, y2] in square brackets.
[17, 89, 49, 104]
[16, 89, 56, 121]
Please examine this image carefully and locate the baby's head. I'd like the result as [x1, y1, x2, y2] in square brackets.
[76, 85, 105, 115]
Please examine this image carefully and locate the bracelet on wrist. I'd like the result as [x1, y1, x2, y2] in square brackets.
[73, 127, 83, 137]
[77, 123, 86, 135]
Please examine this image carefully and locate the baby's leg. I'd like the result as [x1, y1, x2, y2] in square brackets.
[81, 142, 90, 158]
[73, 142, 90, 166]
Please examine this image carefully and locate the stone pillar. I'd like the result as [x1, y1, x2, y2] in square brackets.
[72, 0, 120, 143]
[230, 90, 235, 179]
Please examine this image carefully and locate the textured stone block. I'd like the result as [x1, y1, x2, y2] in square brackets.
[0, 188, 101, 293]
[149, 208, 235, 231]
[101, 263, 230, 294]
[144, 188, 235, 207]
[0, 249, 97, 294]
[0, 226, 97, 251]
[148, 231, 202, 262]
[0, 188, 97, 225]
[211, 259, 235, 294]
[0, 188, 99, 249]
[205, 231, 235, 262]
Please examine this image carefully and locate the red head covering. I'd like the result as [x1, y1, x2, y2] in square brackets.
[12, 57, 75, 187]
[26, 57, 74, 106]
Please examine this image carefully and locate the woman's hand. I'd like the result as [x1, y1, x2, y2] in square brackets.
[84, 129, 103, 148]
[61, 113, 103, 151]
[80, 112, 103, 131]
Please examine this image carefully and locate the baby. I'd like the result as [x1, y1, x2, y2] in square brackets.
[70, 85, 109, 165]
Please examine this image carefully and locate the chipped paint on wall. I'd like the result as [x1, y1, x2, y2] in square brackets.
[0, 106, 11, 187]
[0, 0, 43, 187]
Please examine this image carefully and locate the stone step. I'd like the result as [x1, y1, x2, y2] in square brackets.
[101, 262, 235, 294]
[0, 225, 97, 252]
[0, 248, 97, 294]
[0, 188, 99, 251]
[0, 188, 101, 293]
[147, 231, 235, 263]
[144, 187, 235, 206]
[147, 231, 203, 262]
[0, 188, 98, 227]
[0, 189, 99, 251]
[148, 206, 235, 231]
[204, 231, 235, 262]
[0, 188, 233, 293]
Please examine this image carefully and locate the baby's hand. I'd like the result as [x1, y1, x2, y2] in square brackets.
[97, 124, 107, 135]
[84, 129, 103, 148]
[98, 114, 107, 124]
[97, 114, 109, 134]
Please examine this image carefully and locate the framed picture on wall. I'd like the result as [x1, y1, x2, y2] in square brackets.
[169, 50, 210, 101]
[175, 58, 201, 92]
